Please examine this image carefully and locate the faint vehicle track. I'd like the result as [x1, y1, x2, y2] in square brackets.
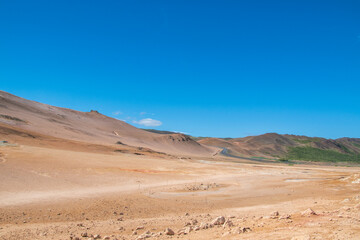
[0, 155, 6, 163]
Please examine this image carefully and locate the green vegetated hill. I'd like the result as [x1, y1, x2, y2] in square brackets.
[197, 133, 360, 163]
[142, 128, 360, 163]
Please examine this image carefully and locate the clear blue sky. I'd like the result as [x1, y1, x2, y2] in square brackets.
[1, 0, 359, 138]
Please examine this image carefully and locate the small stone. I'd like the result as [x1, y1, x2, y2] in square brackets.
[165, 228, 174, 235]
[270, 211, 280, 218]
[199, 222, 208, 229]
[211, 216, 226, 225]
[280, 214, 291, 219]
[184, 226, 193, 234]
[223, 219, 234, 228]
[301, 208, 317, 216]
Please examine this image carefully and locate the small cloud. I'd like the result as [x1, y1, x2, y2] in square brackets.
[133, 118, 162, 127]
[113, 111, 123, 116]
[139, 112, 155, 116]
[173, 131, 189, 135]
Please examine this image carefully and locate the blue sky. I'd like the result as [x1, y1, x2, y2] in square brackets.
[1, 0, 360, 138]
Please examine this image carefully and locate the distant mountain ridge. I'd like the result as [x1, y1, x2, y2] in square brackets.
[198, 133, 360, 162]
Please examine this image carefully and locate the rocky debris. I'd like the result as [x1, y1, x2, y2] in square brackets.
[301, 208, 317, 216]
[270, 211, 280, 219]
[136, 231, 152, 240]
[185, 226, 193, 234]
[222, 219, 234, 228]
[136, 226, 144, 230]
[184, 221, 191, 226]
[154, 232, 163, 237]
[81, 232, 88, 237]
[102, 237, 110, 240]
[164, 228, 174, 235]
[193, 226, 200, 231]
[199, 222, 209, 229]
[177, 229, 186, 235]
[185, 213, 190, 216]
[184, 183, 218, 191]
[192, 219, 198, 225]
[93, 235, 101, 239]
[279, 214, 291, 219]
[211, 216, 225, 225]
[352, 178, 360, 184]
[342, 207, 351, 211]
[232, 227, 252, 234]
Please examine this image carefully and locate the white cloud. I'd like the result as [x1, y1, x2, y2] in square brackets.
[133, 118, 162, 127]
[172, 131, 189, 135]
[139, 112, 155, 116]
[113, 111, 123, 116]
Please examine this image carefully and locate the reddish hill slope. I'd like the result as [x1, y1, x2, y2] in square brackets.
[0, 91, 215, 156]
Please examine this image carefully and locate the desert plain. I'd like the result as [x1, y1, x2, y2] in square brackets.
[1, 91, 360, 240]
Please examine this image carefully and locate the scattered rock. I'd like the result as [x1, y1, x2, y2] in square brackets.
[279, 214, 291, 219]
[136, 231, 152, 240]
[81, 232, 88, 237]
[136, 226, 144, 230]
[301, 208, 317, 216]
[199, 222, 209, 229]
[177, 228, 186, 235]
[211, 216, 225, 225]
[184, 222, 191, 226]
[222, 219, 234, 228]
[184, 226, 193, 234]
[164, 228, 174, 235]
[270, 211, 279, 219]
[232, 227, 251, 234]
